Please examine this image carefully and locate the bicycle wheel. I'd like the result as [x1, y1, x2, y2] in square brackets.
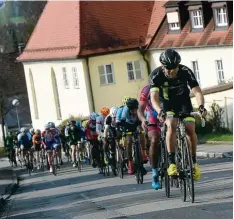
[77, 152, 82, 172]
[164, 146, 170, 198]
[135, 142, 143, 184]
[53, 154, 57, 176]
[157, 142, 163, 189]
[183, 138, 195, 203]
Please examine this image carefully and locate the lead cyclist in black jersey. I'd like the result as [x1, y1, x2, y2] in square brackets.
[149, 48, 207, 181]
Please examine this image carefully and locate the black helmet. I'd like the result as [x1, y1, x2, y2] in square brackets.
[126, 98, 139, 110]
[69, 120, 76, 125]
[159, 48, 181, 70]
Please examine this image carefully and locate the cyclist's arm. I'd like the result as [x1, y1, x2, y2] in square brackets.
[138, 101, 147, 122]
[150, 88, 161, 113]
[191, 86, 204, 107]
[103, 125, 110, 138]
[96, 117, 102, 135]
[186, 66, 204, 107]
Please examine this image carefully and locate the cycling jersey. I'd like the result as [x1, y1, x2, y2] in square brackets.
[96, 113, 105, 136]
[116, 106, 124, 123]
[149, 64, 199, 114]
[18, 133, 31, 149]
[68, 126, 83, 145]
[85, 120, 97, 140]
[104, 115, 117, 139]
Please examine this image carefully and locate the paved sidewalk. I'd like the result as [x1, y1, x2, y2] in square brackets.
[0, 158, 18, 209]
[197, 143, 233, 158]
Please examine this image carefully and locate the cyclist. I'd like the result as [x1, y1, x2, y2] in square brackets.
[149, 48, 207, 181]
[103, 106, 118, 174]
[116, 96, 131, 123]
[42, 123, 59, 173]
[18, 127, 32, 166]
[85, 112, 99, 168]
[32, 129, 42, 170]
[5, 132, 17, 166]
[119, 98, 147, 175]
[68, 120, 84, 167]
[138, 84, 161, 189]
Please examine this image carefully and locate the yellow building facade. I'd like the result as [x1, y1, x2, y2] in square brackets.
[89, 50, 149, 112]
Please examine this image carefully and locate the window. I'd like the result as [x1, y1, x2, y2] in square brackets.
[62, 67, 69, 88]
[191, 61, 200, 84]
[127, 60, 142, 81]
[72, 67, 79, 89]
[191, 10, 203, 28]
[98, 64, 114, 85]
[51, 68, 62, 120]
[215, 7, 228, 27]
[167, 12, 180, 30]
[215, 60, 225, 83]
[29, 68, 39, 119]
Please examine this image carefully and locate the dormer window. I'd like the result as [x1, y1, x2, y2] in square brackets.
[215, 7, 228, 26]
[212, 2, 229, 29]
[191, 10, 203, 28]
[167, 10, 180, 31]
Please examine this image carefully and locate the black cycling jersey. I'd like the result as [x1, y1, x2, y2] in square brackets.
[149, 64, 199, 114]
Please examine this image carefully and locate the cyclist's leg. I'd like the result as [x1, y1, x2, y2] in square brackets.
[126, 133, 133, 174]
[70, 144, 77, 167]
[148, 126, 161, 189]
[139, 127, 148, 163]
[45, 142, 53, 172]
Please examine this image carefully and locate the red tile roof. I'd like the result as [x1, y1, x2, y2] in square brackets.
[150, 14, 233, 49]
[18, 1, 165, 61]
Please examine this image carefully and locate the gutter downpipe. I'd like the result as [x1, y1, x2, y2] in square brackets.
[139, 47, 151, 76]
[85, 57, 95, 112]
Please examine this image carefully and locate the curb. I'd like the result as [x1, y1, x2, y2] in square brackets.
[198, 141, 233, 145]
[0, 170, 19, 209]
[196, 151, 233, 159]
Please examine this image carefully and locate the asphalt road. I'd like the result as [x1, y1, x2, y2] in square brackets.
[0, 157, 233, 219]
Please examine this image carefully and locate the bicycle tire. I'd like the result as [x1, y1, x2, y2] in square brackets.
[164, 147, 170, 198]
[135, 141, 143, 184]
[157, 141, 163, 189]
[180, 178, 186, 202]
[53, 155, 57, 176]
[183, 138, 195, 203]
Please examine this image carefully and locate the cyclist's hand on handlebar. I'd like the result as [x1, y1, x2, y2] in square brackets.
[199, 105, 207, 117]
[141, 119, 148, 131]
[158, 109, 166, 122]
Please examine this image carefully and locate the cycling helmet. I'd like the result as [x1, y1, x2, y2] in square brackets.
[69, 120, 76, 126]
[122, 96, 131, 106]
[20, 127, 27, 133]
[48, 122, 55, 128]
[90, 112, 97, 121]
[29, 128, 35, 134]
[35, 129, 41, 135]
[126, 98, 139, 110]
[44, 123, 50, 129]
[100, 107, 110, 117]
[110, 106, 118, 118]
[159, 48, 181, 70]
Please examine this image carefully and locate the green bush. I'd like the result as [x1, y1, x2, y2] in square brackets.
[58, 114, 89, 128]
[0, 147, 7, 158]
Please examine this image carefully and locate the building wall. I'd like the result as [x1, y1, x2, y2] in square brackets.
[23, 59, 92, 129]
[89, 50, 149, 111]
[149, 46, 233, 89]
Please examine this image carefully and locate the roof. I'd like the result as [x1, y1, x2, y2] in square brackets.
[150, 4, 233, 49]
[18, 1, 165, 61]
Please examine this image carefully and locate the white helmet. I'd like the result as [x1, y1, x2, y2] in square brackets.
[90, 112, 97, 121]
[29, 128, 35, 134]
[110, 107, 118, 118]
[20, 127, 27, 133]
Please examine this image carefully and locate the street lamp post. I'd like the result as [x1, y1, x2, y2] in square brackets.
[12, 99, 20, 131]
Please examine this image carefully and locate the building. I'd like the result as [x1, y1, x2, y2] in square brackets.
[18, 1, 233, 130]
[17, 1, 165, 129]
